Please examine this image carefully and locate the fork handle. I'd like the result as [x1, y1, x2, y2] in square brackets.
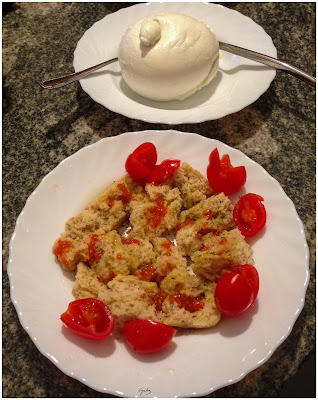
[219, 42, 316, 87]
[40, 57, 118, 89]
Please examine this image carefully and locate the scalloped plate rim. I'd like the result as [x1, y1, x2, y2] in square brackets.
[73, 2, 277, 124]
[8, 130, 309, 397]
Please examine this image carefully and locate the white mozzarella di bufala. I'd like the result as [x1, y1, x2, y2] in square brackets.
[118, 13, 220, 101]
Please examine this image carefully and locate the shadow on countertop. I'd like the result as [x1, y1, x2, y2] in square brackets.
[279, 351, 316, 398]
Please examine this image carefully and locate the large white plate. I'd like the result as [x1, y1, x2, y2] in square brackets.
[8, 130, 309, 397]
[73, 3, 277, 124]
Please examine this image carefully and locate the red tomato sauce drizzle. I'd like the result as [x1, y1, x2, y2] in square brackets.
[137, 264, 163, 282]
[147, 289, 204, 313]
[162, 262, 174, 275]
[196, 228, 219, 239]
[88, 234, 104, 263]
[204, 209, 216, 219]
[162, 240, 172, 255]
[121, 237, 140, 245]
[54, 239, 73, 267]
[106, 183, 133, 208]
[146, 195, 167, 229]
[175, 218, 194, 231]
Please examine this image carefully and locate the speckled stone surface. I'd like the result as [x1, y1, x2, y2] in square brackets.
[3, 2, 315, 398]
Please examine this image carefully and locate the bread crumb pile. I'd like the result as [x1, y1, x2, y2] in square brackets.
[53, 163, 253, 329]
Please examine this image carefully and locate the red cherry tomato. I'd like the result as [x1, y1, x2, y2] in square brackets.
[231, 264, 259, 304]
[207, 148, 246, 195]
[233, 193, 266, 237]
[125, 153, 151, 180]
[123, 320, 176, 354]
[145, 159, 181, 184]
[132, 142, 157, 169]
[60, 298, 114, 340]
[215, 272, 254, 318]
[125, 143, 157, 180]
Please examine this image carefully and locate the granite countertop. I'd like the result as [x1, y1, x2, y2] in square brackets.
[3, 2, 315, 398]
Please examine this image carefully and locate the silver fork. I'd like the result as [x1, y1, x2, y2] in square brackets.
[40, 42, 316, 89]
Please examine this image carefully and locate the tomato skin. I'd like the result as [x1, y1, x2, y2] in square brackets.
[125, 143, 157, 180]
[145, 159, 181, 184]
[132, 142, 157, 169]
[60, 298, 114, 340]
[207, 148, 246, 195]
[233, 193, 266, 237]
[231, 264, 259, 304]
[125, 143, 180, 184]
[209, 148, 221, 171]
[215, 272, 254, 318]
[123, 320, 176, 354]
[207, 164, 246, 195]
[125, 153, 151, 180]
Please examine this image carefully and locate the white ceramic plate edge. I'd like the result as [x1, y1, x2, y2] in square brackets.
[8, 130, 309, 397]
[73, 3, 277, 124]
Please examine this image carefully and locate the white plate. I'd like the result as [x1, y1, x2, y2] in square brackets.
[73, 3, 277, 124]
[8, 130, 309, 398]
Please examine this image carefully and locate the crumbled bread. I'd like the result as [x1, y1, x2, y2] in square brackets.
[97, 272, 220, 329]
[129, 185, 183, 239]
[160, 266, 209, 296]
[52, 234, 89, 271]
[161, 290, 220, 328]
[72, 262, 104, 299]
[151, 237, 187, 276]
[172, 162, 213, 208]
[191, 228, 254, 282]
[54, 163, 254, 331]
[65, 175, 146, 240]
[65, 206, 127, 241]
[145, 182, 172, 200]
[98, 274, 160, 328]
[88, 175, 146, 212]
[179, 192, 234, 224]
[176, 193, 235, 256]
[89, 231, 155, 283]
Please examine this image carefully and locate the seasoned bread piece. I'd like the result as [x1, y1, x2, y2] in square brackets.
[54, 164, 254, 331]
[89, 231, 155, 283]
[176, 193, 235, 256]
[160, 266, 207, 296]
[52, 234, 89, 271]
[98, 274, 160, 328]
[65, 206, 127, 241]
[73, 264, 221, 329]
[53, 228, 155, 279]
[172, 162, 213, 208]
[161, 290, 220, 328]
[88, 174, 146, 212]
[151, 237, 187, 277]
[129, 183, 183, 239]
[65, 175, 146, 240]
[98, 270, 220, 329]
[191, 228, 254, 282]
[72, 262, 104, 299]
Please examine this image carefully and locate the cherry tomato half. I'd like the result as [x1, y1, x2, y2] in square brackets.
[123, 320, 176, 354]
[231, 264, 259, 305]
[125, 143, 157, 180]
[125, 153, 151, 180]
[132, 142, 157, 169]
[215, 272, 254, 318]
[207, 148, 246, 195]
[145, 159, 181, 184]
[61, 298, 114, 340]
[233, 193, 266, 237]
